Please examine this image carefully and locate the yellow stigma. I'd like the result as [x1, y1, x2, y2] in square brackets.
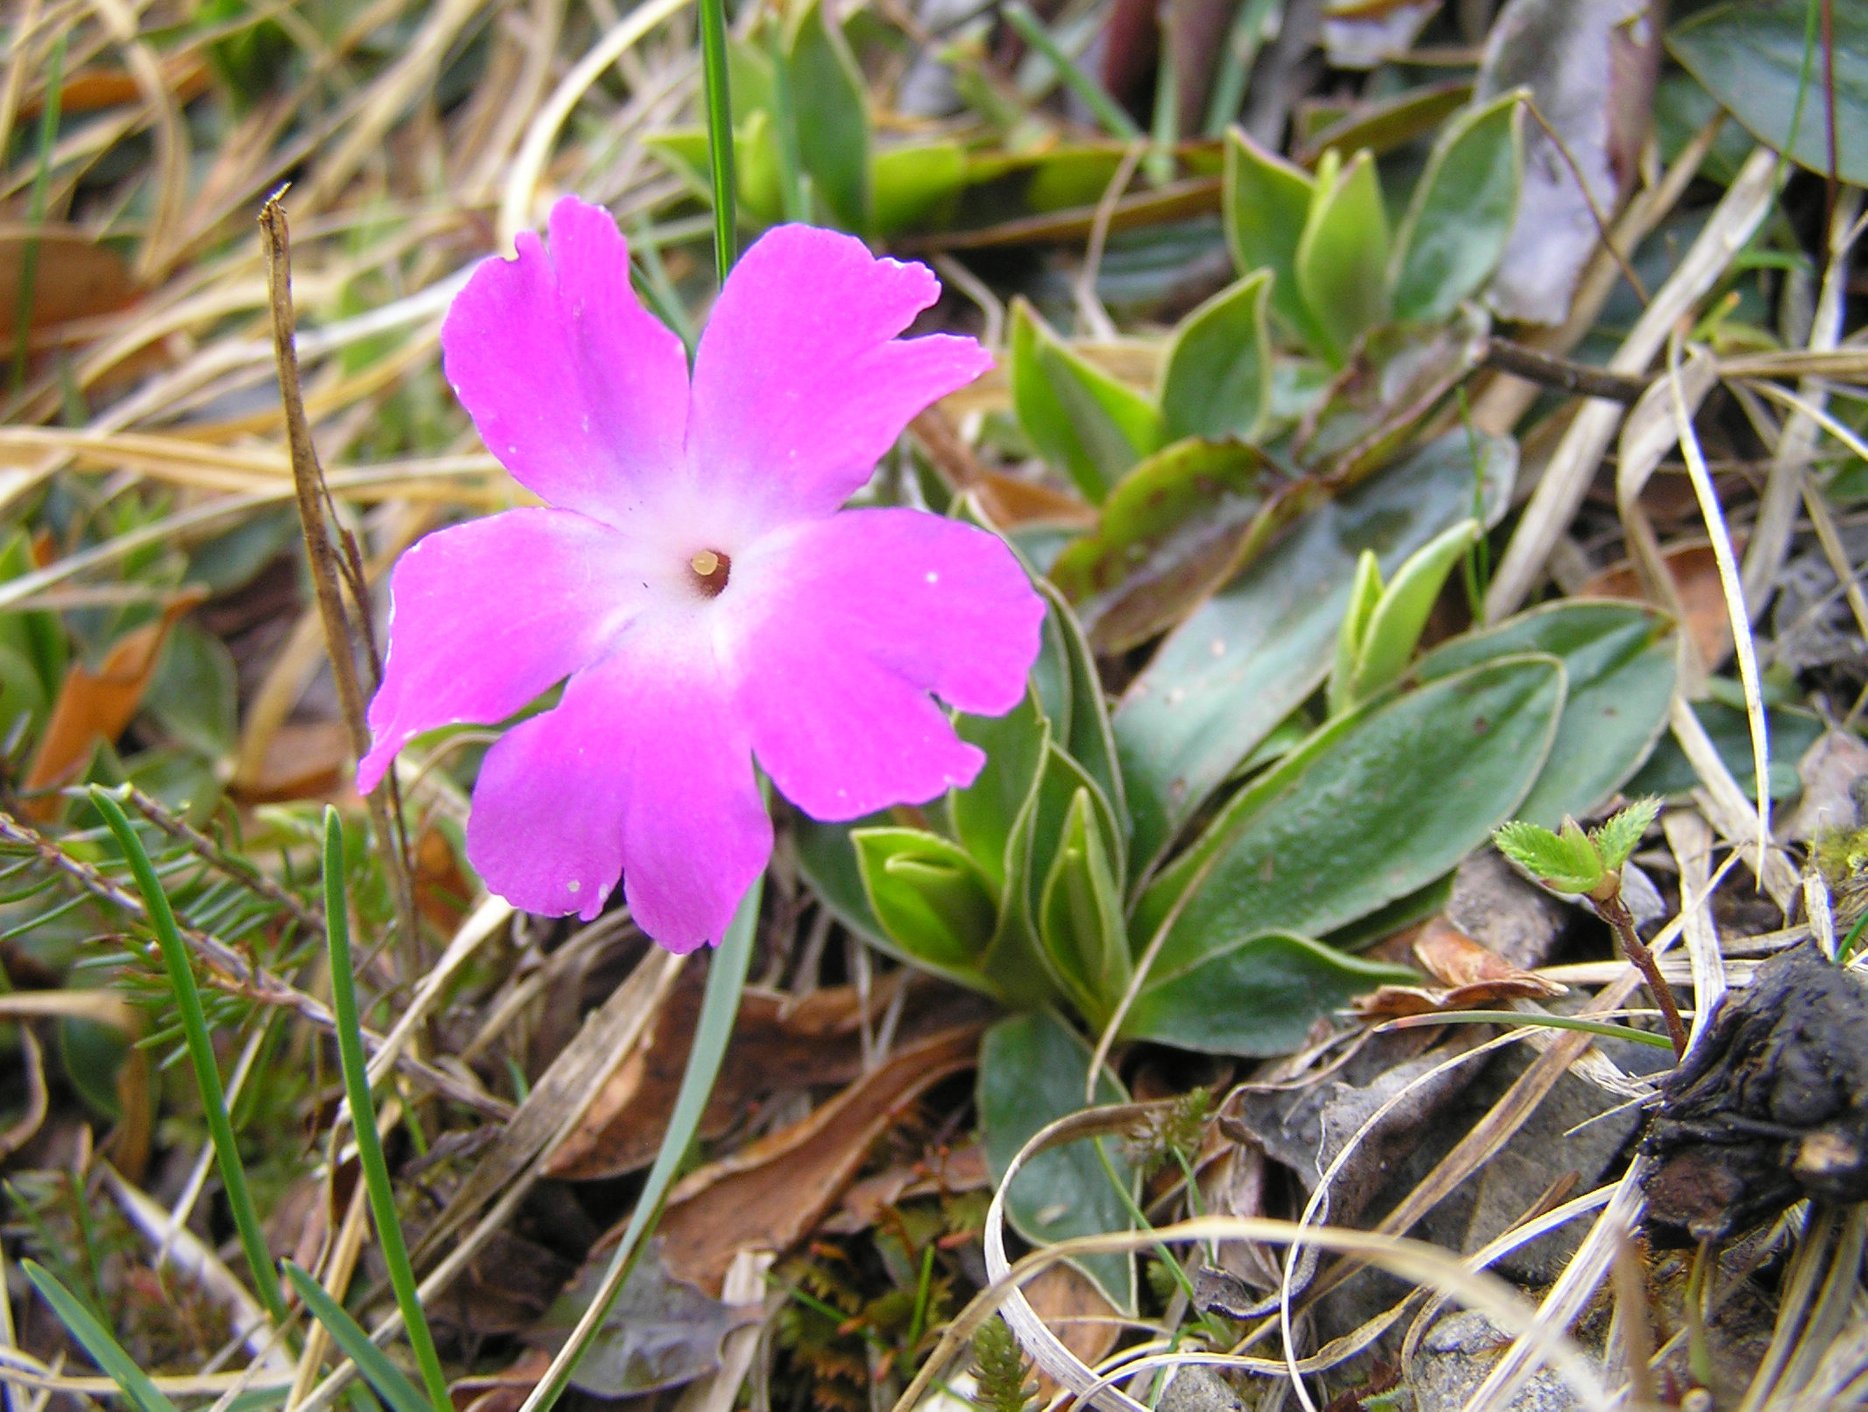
[687, 547, 731, 597]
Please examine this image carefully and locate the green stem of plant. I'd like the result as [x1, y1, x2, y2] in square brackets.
[697, 0, 739, 280]
[514, 865, 763, 1412]
[10, 36, 64, 395]
[1002, 2, 1143, 142]
[91, 787, 288, 1326]
[320, 810, 452, 1412]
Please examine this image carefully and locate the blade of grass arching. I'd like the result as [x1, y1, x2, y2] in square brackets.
[282, 1264, 431, 1412]
[319, 811, 451, 1412]
[22, 1261, 180, 1412]
[698, 0, 739, 278]
[9, 35, 64, 395]
[1003, 2, 1144, 141]
[515, 871, 764, 1412]
[90, 788, 288, 1327]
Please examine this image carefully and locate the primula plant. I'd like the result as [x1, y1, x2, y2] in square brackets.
[359, 197, 1045, 950]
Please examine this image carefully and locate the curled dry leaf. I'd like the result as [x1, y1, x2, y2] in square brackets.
[547, 971, 987, 1180]
[649, 1022, 983, 1294]
[1022, 1263, 1124, 1401]
[1351, 918, 1568, 1019]
[23, 590, 206, 813]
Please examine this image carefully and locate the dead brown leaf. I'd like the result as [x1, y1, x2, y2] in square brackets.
[828, 1140, 991, 1234]
[1024, 1263, 1124, 1399]
[0, 225, 143, 334]
[643, 1023, 982, 1294]
[1581, 539, 1739, 671]
[228, 719, 352, 804]
[23, 591, 205, 813]
[546, 971, 986, 1180]
[1352, 918, 1566, 1019]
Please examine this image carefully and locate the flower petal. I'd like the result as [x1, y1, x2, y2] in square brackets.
[727, 508, 1045, 820]
[359, 508, 647, 791]
[465, 633, 771, 951]
[687, 226, 992, 521]
[442, 196, 689, 526]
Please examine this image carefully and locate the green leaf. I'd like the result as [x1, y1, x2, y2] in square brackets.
[1592, 797, 1662, 873]
[783, 0, 871, 227]
[1294, 149, 1391, 365]
[871, 138, 967, 234]
[284, 1263, 433, 1412]
[979, 742, 1121, 1008]
[1222, 128, 1332, 352]
[1037, 790, 1130, 1027]
[1035, 581, 1128, 851]
[978, 1011, 1135, 1309]
[1327, 550, 1384, 718]
[1415, 600, 1678, 828]
[949, 689, 1050, 892]
[143, 620, 238, 758]
[1627, 699, 1821, 801]
[1339, 518, 1482, 709]
[1009, 301, 1162, 501]
[23, 1262, 182, 1412]
[1048, 437, 1294, 653]
[1389, 91, 1525, 322]
[1115, 429, 1516, 876]
[1119, 932, 1418, 1055]
[1158, 270, 1273, 443]
[1294, 308, 1490, 481]
[1669, 0, 1868, 186]
[1494, 819, 1602, 896]
[853, 827, 1000, 972]
[1133, 655, 1565, 1005]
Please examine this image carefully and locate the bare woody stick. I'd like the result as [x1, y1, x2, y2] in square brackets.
[259, 189, 421, 968]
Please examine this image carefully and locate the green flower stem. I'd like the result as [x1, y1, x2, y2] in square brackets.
[320, 811, 452, 1412]
[515, 863, 764, 1412]
[697, 0, 739, 279]
[1002, 2, 1143, 142]
[91, 788, 288, 1327]
[10, 36, 63, 394]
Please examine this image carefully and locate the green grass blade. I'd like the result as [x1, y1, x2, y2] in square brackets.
[1378, 1010, 1676, 1048]
[1002, 2, 1143, 141]
[320, 810, 452, 1412]
[90, 787, 288, 1325]
[23, 1260, 181, 1412]
[10, 36, 65, 394]
[514, 869, 764, 1412]
[283, 1263, 432, 1412]
[698, 0, 739, 278]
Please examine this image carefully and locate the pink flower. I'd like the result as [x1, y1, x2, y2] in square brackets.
[358, 198, 1045, 952]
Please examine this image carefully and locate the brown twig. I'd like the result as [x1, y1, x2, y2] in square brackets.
[1481, 337, 1652, 405]
[1594, 888, 1690, 1058]
[0, 809, 509, 1120]
[258, 189, 421, 967]
[120, 784, 325, 935]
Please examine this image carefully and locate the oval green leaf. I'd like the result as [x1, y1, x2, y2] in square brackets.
[1133, 654, 1566, 997]
[978, 1010, 1136, 1310]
